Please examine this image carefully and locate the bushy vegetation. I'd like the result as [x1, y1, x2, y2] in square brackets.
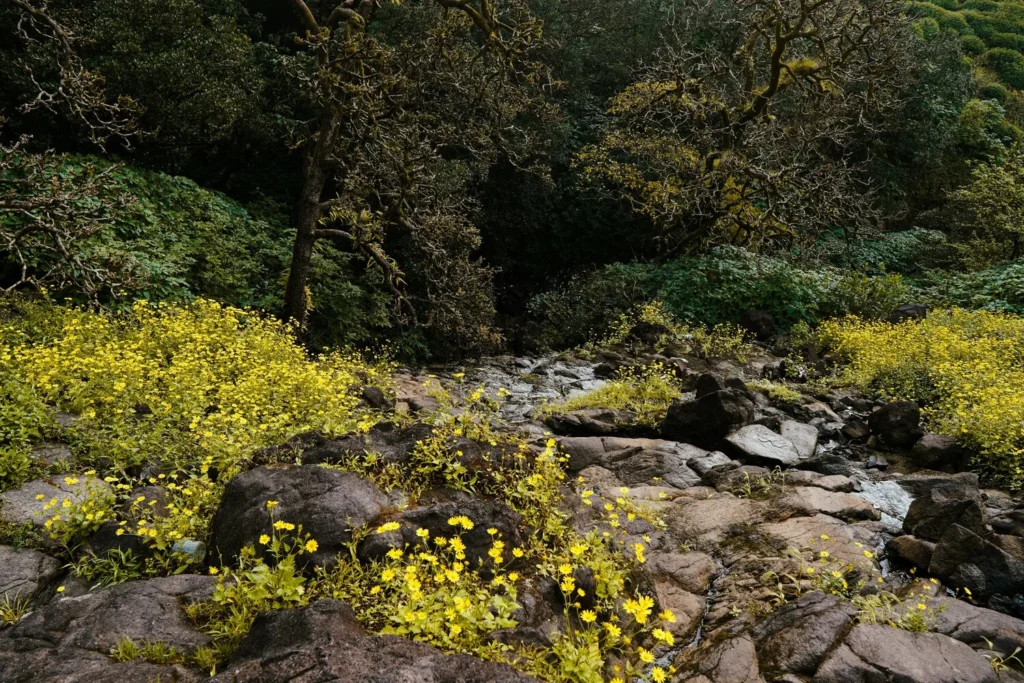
[820, 309, 1024, 487]
[529, 249, 909, 349]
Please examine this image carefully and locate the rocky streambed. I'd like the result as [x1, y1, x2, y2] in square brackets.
[3, 346, 1024, 682]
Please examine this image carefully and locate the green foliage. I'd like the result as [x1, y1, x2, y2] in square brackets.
[911, 262, 1024, 313]
[539, 364, 684, 427]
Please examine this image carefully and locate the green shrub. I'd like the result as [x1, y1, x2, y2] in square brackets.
[981, 82, 1011, 100]
[963, 34, 988, 53]
[911, 262, 1024, 313]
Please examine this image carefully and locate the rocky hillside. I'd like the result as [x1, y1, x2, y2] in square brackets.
[2, 301, 1024, 682]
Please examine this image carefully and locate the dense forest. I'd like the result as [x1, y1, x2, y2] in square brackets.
[8, 2, 1024, 682]
[4, 0, 1024, 358]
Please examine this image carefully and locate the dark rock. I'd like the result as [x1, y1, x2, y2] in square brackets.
[800, 452, 860, 477]
[0, 575, 215, 683]
[124, 485, 170, 520]
[0, 545, 61, 605]
[910, 433, 967, 470]
[695, 373, 727, 399]
[29, 442, 72, 466]
[740, 310, 776, 341]
[360, 385, 392, 411]
[544, 408, 637, 436]
[724, 424, 800, 467]
[841, 419, 870, 441]
[558, 437, 704, 488]
[661, 389, 755, 447]
[896, 472, 980, 498]
[930, 593, 1024, 658]
[886, 535, 936, 571]
[868, 401, 924, 448]
[214, 599, 533, 683]
[725, 376, 751, 395]
[304, 423, 433, 467]
[753, 592, 857, 677]
[903, 487, 985, 542]
[359, 494, 527, 573]
[813, 623, 996, 682]
[887, 303, 928, 324]
[676, 635, 763, 683]
[210, 465, 387, 567]
[85, 521, 152, 561]
[930, 524, 1024, 600]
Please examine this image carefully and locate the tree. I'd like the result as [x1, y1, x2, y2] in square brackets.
[278, 0, 547, 352]
[577, 0, 913, 255]
[948, 144, 1024, 268]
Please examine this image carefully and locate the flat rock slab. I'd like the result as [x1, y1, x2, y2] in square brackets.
[757, 515, 883, 568]
[808, 475, 856, 493]
[0, 545, 61, 604]
[780, 420, 818, 459]
[677, 635, 764, 683]
[0, 476, 112, 528]
[667, 496, 770, 545]
[779, 487, 881, 522]
[753, 592, 857, 677]
[725, 425, 800, 467]
[0, 575, 215, 683]
[813, 624, 997, 682]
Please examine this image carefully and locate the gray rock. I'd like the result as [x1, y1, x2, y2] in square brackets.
[813, 624, 996, 682]
[210, 465, 387, 567]
[0, 476, 112, 528]
[0, 545, 61, 604]
[855, 480, 914, 529]
[807, 475, 856, 493]
[544, 408, 637, 436]
[29, 443, 72, 466]
[0, 575, 215, 683]
[930, 594, 1024, 660]
[213, 599, 533, 683]
[780, 420, 818, 459]
[678, 635, 764, 683]
[896, 472, 980, 498]
[753, 592, 857, 676]
[689, 451, 736, 476]
[725, 424, 801, 467]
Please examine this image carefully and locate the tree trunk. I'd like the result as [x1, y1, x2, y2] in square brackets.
[283, 161, 328, 325]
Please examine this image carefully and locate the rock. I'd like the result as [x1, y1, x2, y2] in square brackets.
[662, 389, 756, 448]
[359, 494, 528, 573]
[758, 515, 883, 567]
[695, 373, 727, 399]
[544, 408, 637, 436]
[930, 524, 1024, 600]
[740, 310, 775, 341]
[896, 471, 980, 498]
[887, 535, 936, 570]
[300, 422, 433, 467]
[210, 465, 387, 567]
[911, 433, 967, 470]
[780, 420, 817, 459]
[0, 575, 215, 683]
[0, 546, 61, 604]
[784, 470, 823, 486]
[647, 551, 719, 594]
[790, 402, 843, 425]
[903, 487, 986, 542]
[724, 425, 801, 467]
[930, 594, 1024, 659]
[653, 580, 706, 642]
[779, 487, 881, 522]
[856, 480, 914, 528]
[213, 599, 533, 683]
[558, 437, 704, 488]
[558, 436, 608, 471]
[813, 624, 996, 683]
[753, 592, 857, 677]
[808, 475, 856, 493]
[689, 451, 736, 476]
[678, 635, 764, 683]
[865, 454, 889, 470]
[868, 401, 924, 448]
[801, 452, 860, 477]
[0, 476, 112, 529]
[841, 420, 870, 441]
[667, 496, 769, 545]
[360, 385, 392, 410]
[29, 442, 72, 466]
[887, 303, 928, 324]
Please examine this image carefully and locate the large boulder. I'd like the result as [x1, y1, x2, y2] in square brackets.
[213, 599, 534, 683]
[778, 487, 881, 522]
[813, 624, 996, 682]
[676, 635, 764, 683]
[662, 389, 755, 448]
[868, 401, 924, 449]
[0, 575, 215, 683]
[544, 408, 637, 436]
[887, 303, 928, 324]
[929, 524, 1024, 600]
[740, 310, 776, 341]
[753, 592, 857, 677]
[724, 425, 801, 467]
[780, 420, 818, 460]
[886, 535, 936, 571]
[210, 465, 388, 567]
[903, 487, 985, 542]
[0, 546, 61, 605]
[557, 436, 704, 488]
[254, 423, 433, 467]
